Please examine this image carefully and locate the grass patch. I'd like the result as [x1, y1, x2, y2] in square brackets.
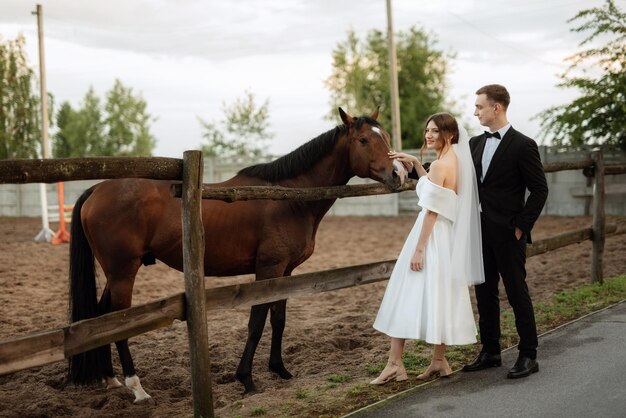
[402, 350, 430, 372]
[250, 406, 267, 416]
[287, 276, 625, 418]
[326, 373, 350, 383]
[535, 276, 626, 332]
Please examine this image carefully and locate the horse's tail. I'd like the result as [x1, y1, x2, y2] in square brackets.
[68, 187, 112, 384]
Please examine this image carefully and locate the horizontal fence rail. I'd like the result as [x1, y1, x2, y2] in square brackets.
[167, 160, 625, 202]
[542, 159, 594, 173]
[605, 164, 626, 175]
[2, 157, 624, 188]
[0, 157, 183, 184]
[171, 181, 417, 202]
[1, 223, 620, 377]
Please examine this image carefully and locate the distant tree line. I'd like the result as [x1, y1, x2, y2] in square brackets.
[54, 81, 156, 157]
[0, 34, 156, 159]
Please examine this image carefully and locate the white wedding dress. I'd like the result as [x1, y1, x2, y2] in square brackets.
[373, 176, 477, 345]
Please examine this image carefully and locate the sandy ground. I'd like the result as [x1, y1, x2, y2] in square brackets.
[0, 215, 625, 417]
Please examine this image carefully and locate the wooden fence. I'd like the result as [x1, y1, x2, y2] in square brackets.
[0, 150, 624, 417]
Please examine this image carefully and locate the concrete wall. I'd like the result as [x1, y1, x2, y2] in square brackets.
[1, 147, 624, 218]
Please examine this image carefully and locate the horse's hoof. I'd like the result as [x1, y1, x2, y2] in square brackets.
[133, 394, 154, 405]
[104, 376, 123, 389]
[269, 363, 293, 380]
[125, 375, 152, 404]
[236, 374, 257, 395]
[243, 387, 258, 396]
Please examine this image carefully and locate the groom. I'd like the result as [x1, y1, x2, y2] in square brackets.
[464, 84, 548, 378]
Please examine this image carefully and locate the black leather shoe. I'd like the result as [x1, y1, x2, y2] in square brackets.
[507, 356, 539, 379]
[462, 352, 502, 372]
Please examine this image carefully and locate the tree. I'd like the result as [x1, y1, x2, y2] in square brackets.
[101, 80, 156, 156]
[0, 35, 41, 159]
[199, 90, 273, 158]
[53, 80, 156, 157]
[536, 0, 626, 150]
[325, 27, 455, 149]
[53, 88, 104, 157]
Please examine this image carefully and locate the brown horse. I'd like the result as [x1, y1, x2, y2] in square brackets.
[68, 108, 406, 400]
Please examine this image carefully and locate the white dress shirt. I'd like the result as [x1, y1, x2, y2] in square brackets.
[481, 123, 511, 181]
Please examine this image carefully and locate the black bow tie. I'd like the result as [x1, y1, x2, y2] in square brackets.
[484, 131, 501, 139]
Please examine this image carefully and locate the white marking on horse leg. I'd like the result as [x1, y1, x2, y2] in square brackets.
[125, 375, 152, 403]
[104, 376, 123, 389]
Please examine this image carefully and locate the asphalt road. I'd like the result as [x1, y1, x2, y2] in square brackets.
[349, 301, 626, 418]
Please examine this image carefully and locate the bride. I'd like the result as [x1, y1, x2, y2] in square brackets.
[370, 112, 484, 384]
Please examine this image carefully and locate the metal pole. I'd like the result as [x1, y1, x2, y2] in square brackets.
[386, 0, 402, 151]
[33, 4, 54, 242]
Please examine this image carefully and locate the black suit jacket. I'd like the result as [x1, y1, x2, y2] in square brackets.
[470, 127, 548, 243]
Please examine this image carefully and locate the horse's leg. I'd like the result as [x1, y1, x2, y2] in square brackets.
[236, 303, 272, 393]
[96, 285, 123, 389]
[269, 298, 292, 379]
[236, 263, 288, 393]
[268, 263, 297, 379]
[107, 270, 152, 403]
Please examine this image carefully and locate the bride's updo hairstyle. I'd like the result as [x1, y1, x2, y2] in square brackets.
[420, 112, 459, 160]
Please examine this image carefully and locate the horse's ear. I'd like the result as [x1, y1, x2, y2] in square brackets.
[338, 107, 354, 126]
[371, 106, 380, 121]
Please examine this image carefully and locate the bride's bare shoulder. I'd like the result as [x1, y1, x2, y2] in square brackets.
[433, 153, 457, 172]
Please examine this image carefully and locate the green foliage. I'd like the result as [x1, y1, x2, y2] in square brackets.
[0, 35, 41, 159]
[53, 80, 156, 157]
[325, 27, 456, 149]
[295, 389, 308, 399]
[536, 0, 626, 150]
[53, 88, 104, 157]
[199, 90, 273, 158]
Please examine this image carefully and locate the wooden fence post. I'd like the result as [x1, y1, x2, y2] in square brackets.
[182, 150, 214, 417]
[591, 150, 605, 284]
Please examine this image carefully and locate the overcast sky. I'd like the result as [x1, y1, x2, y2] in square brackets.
[0, 0, 609, 157]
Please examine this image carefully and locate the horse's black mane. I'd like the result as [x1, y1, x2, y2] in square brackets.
[238, 116, 381, 182]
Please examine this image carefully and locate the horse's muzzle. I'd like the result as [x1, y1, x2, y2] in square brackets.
[387, 160, 408, 189]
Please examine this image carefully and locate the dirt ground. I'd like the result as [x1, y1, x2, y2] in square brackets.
[0, 215, 625, 418]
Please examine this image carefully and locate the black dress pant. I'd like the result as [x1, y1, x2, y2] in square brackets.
[474, 233, 538, 359]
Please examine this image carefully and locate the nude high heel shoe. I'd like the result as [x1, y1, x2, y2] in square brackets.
[369, 360, 408, 385]
[417, 357, 453, 380]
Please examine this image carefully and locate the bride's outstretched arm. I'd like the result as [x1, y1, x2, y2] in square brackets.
[388, 151, 428, 178]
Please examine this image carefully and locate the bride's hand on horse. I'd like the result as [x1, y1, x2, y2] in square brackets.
[411, 248, 424, 271]
[388, 151, 418, 172]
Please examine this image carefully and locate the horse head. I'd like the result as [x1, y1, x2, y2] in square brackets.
[339, 107, 407, 190]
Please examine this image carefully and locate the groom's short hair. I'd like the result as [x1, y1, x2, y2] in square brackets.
[476, 84, 510, 110]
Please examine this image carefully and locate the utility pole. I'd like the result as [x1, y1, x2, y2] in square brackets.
[33, 3, 54, 242]
[386, 0, 402, 151]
